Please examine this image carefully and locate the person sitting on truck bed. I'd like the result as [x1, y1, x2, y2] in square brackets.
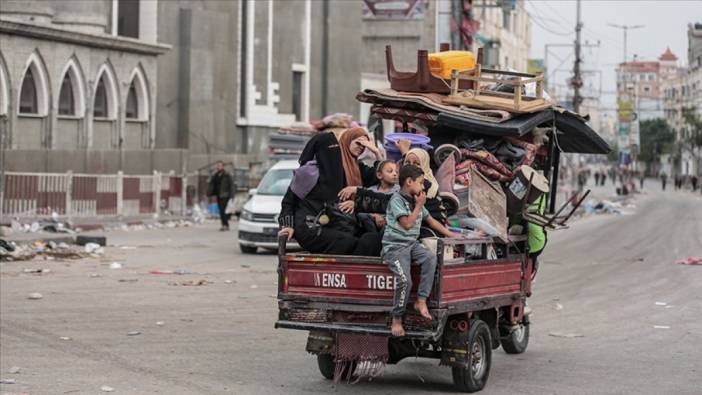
[349, 147, 449, 239]
[384, 165, 458, 337]
[278, 127, 385, 256]
[339, 160, 399, 233]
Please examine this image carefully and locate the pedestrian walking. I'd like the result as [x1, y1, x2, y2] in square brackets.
[207, 161, 235, 231]
[639, 172, 645, 190]
[594, 172, 601, 186]
[660, 171, 667, 191]
[692, 175, 699, 192]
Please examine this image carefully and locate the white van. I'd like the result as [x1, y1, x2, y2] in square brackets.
[238, 160, 299, 253]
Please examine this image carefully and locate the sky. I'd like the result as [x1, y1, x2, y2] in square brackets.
[525, 0, 701, 110]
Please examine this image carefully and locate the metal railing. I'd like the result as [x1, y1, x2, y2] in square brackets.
[0, 171, 186, 219]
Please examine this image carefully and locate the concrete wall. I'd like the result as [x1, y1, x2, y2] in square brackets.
[4, 149, 187, 174]
[156, 0, 240, 153]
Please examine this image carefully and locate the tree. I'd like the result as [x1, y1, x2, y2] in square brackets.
[638, 118, 674, 168]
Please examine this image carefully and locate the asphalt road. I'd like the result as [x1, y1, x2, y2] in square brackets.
[1, 182, 700, 394]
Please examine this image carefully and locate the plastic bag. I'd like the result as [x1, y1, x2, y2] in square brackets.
[225, 198, 237, 214]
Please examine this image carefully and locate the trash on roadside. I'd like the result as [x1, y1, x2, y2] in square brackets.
[156, 321, 165, 326]
[59, 336, 72, 341]
[76, 235, 107, 247]
[554, 303, 563, 311]
[0, 378, 17, 384]
[23, 268, 51, 275]
[127, 331, 141, 336]
[224, 280, 234, 284]
[653, 325, 670, 329]
[100, 385, 115, 392]
[655, 302, 667, 306]
[169, 279, 211, 286]
[548, 332, 584, 338]
[84, 243, 104, 255]
[149, 269, 195, 275]
[27, 292, 43, 300]
[109, 262, 123, 269]
[675, 257, 702, 266]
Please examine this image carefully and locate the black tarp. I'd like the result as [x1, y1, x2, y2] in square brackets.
[436, 109, 610, 154]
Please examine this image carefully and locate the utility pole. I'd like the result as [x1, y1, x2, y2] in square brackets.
[608, 23, 645, 63]
[544, 41, 599, 92]
[571, 0, 583, 114]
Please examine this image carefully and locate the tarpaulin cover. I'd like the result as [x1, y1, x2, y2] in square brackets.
[437, 109, 610, 154]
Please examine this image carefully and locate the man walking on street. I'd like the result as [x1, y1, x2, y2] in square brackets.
[208, 161, 234, 231]
[660, 171, 667, 191]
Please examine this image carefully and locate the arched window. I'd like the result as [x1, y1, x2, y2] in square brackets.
[0, 53, 8, 116]
[126, 66, 149, 121]
[93, 76, 108, 118]
[125, 82, 138, 119]
[19, 68, 38, 114]
[58, 74, 75, 115]
[18, 52, 50, 116]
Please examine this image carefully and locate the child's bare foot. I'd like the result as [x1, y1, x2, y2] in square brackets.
[391, 317, 406, 337]
[414, 299, 432, 320]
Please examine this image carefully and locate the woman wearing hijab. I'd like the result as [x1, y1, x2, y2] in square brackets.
[278, 128, 384, 256]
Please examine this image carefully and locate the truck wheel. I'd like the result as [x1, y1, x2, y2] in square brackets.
[452, 320, 492, 393]
[500, 322, 529, 354]
[317, 354, 356, 381]
[239, 244, 258, 254]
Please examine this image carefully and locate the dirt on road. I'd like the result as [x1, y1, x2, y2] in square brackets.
[1, 184, 700, 394]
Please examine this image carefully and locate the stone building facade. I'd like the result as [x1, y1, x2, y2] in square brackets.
[2, 0, 532, 175]
[0, 0, 169, 173]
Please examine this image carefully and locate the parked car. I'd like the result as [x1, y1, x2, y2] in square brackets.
[238, 160, 299, 253]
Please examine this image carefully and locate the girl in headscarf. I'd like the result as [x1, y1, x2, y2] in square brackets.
[278, 128, 384, 256]
[403, 148, 447, 227]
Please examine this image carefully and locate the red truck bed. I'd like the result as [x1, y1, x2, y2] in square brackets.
[276, 237, 530, 339]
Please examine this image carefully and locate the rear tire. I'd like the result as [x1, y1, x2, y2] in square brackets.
[317, 354, 356, 381]
[239, 244, 258, 254]
[452, 320, 492, 393]
[500, 322, 529, 354]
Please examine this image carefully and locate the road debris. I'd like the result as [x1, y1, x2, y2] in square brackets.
[149, 269, 195, 275]
[127, 331, 142, 336]
[169, 279, 211, 286]
[59, 336, 72, 341]
[84, 243, 104, 255]
[0, 378, 17, 384]
[224, 280, 234, 284]
[100, 385, 115, 392]
[653, 325, 670, 329]
[118, 279, 138, 283]
[655, 302, 667, 306]
[554, 303, 564, 311]
[23, 268, 51, 275]
[7, 366, 21, 374]
[109, 262, 123, 269]
[27, 292, 43, 300]
[675, 257, 702, 266]
[548, 332, 584, 338]
[156, 321, 165, 326]
[90, 273, 102, 278]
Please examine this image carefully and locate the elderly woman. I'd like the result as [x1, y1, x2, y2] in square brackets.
[278, 128, 384, 256]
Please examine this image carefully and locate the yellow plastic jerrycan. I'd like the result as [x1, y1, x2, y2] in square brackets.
[428, 51, 476, 79]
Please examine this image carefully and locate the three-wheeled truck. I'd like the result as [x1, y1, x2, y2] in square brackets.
[275, 49, 610, 392]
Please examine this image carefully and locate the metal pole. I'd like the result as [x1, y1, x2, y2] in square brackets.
[572, 0, 582, 114]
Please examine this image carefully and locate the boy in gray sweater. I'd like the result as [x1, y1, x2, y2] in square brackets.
[383, 165, 458, 337]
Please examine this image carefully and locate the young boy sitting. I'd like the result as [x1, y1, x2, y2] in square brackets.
[384, 165, 458, 337]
